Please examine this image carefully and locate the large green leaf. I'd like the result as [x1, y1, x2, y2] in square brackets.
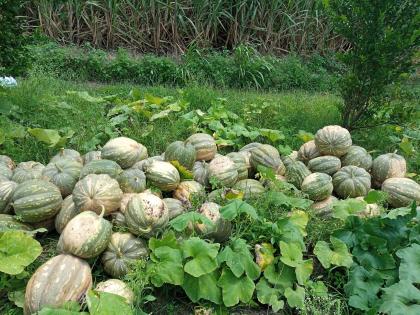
[148, 231, 179, 251]
[217, 268, 255, 307]
[314, 236, 353, 269]
[87, 290, 133, 315]
[332, 198, 367, 220]
[396, 244, 420, 283]
[379, 281, 420, 315]
[295, 259, 313, 285]
[182, 271, 222, 304]
[265, 191, 312, 210]
[263, 258, 296, 291]
[220, 199, 259, 220]
[182, 237, 220, 277]
[147, 246, 184, 287]
[284, 285, 305, 309]
[255, 278, 285, 312]
[169, 212, 213, 232]
[279, 241, 302, 267]
[0, 231, 42, 275]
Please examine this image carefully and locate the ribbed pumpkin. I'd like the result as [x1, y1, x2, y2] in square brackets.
[125, 193, 169, 238]
[83, 150, 102, 164]
[144, 160, 180, 191]
[13, 179, 62, 223]
[226, 152, 249, 180]
[308, 156, 341, 175]
[0, 180, 17, 214]
[101, 137, 148, 169]
[250, 144, 285, 175]
[119, 193, 137, 213]
[132, 155, 164, 172]
[72, 174, 123, 216]
[185, 133, 217, 161]
[341, 146, 373, 171]
[58, 210, 112, 258]
[239, 142, 263, 153]
[163, 198, 185, 219]
[117, 168, 146, 193]
[301, 173, 333, 201]
[173, 181, 205, 206]
[207, 188, 225, 203]
[196, 202, 231, 242]
[0, 214, 32, 232]
[310, 196, 338, 217]
[333, 166, 371, 198]
[382, 178, 420, 208]
[233, 179, 265, 199]
[102, 232, 148, 278]
[24, 254, 92, 315]
[0, 164, 12, 180]
[80, 159, 123, 179]
[372, 153, 407, 187]
[111, 211, 127, 227]
[314, 125, 352, 157]
[297, 140, 320, 164]
[0, 155, 15, 170]
[55, 195, 80, 234]
[42, 158, 83, 197]
[51, 148, 83, 164]
[95, 279, 134, 304]
[12, 161, 45, 184]
[208, 155, 239, 187]
[0, 175, 8, 182]
[285, 160, 311, 189]
[193, 161, 210, 186]
[164, 141, 196, 170]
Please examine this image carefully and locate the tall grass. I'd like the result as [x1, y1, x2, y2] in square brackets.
[26, 0, 345, 55]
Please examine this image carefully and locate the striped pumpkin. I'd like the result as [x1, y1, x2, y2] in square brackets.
[308, 156, 341, 175]
[196, 202, 231, 242]
[42, 158, 82, 197]
[80, 159, 123, 179]
[314, 125, 352, 157]
[185, 133, 217, 161]
[12, 161, 45, 184]
[208, 155, 239, 187]
[132, 155, 164, 172]
[101, 137, 148, 169]
[193, 161, 210, 187]
[285, 161, 311, 189]
[239, 142, 263, 153]
[310, 196, 338, 217]
[24, 254, 92, 315]
[0, 164, 12, 180]
[51, 149, 83, 164]
[233, 179, 265, 199]
[54, 195, 80, 234]
[117, 168, 146, 193]
[144, 160, 180, 191]
[173, 181, 204, 206]
[0, 214, 32, 232]
[163, 198, 185, 219]
[164, 141, 196, 170]
[250, 144, 285, 175]
[102, 232, 148, 278]
[72, 174, 123, 216]
[372, 153, 406, 187]
[301, 173, 333, 201]
[226, 152, 249, 180]
[13, 179, 63, 223]
[297, 140, 320, 164]
[0, 155, 15, 170]
[382, 178, 420, 208]
[341, 146, 373, 171]
[332, 166, 371, 198]
[57, 210, 112, 258]
[0, 180, 17, 214]
[82, 150, 102, 164]
[95, 279, 134, 304]
[111, 211, 127, 227]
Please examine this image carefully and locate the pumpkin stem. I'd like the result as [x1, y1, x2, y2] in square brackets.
[99, 205, 106, 218]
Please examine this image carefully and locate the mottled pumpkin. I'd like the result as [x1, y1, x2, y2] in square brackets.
[196, 202, 231, 242]
[164, 141, 196, 170]
[185, 133, 217, 161]
[226, 152, 249, 180]
[95, 279, 134, 304]
[117, 168, 146, 194]
[173, 181, 205, 206]
[0, 155, 15, 170]
[132, 155, 164, 172]
[54, 195, 80, 234]
[308, 156, 341, 175]
[82, 150, 102, 164]
[0, 164, 12, 180]
[51, 149, 83, 164]
[314, 125, 352, 157]
[332, 166, 371, 198]
[372, 153, 406, 187]
[250, 144, 285, 175]
[301, 173, 333, 201]
[341, 146, 373, 171]
[310, 196, 338, 217]
[193, 161, 210, 187]
[0, 180, 17, 214]
[80, 159, 123, 179]
[144, 160, 180, 191]
[12, 161, 45, 183]
[297, 140, 320, 164]
[233, 179, 265, 199]
[101, 137, 148, 169]
[42, 158, 83, 196]
[163, 198, 185, 219]
[382, 177, 420, 208]
[285, 160, 311, 189]
[208, 155, 239, 187]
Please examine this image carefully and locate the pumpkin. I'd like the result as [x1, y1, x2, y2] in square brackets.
[372, 153, 406, 187]
[125, 193, 169, 238]
[239, 142, 263, 153]
[102, 232, 148, 278]
[83, 150, 102, 164]
[382, 177, 420, 208]
[117, 168, 146, 194]
[0, 164, 12, 179]
[163, 198, 185, 219]
[55, 195, 80, 234]
[196, 202, 231, 242]
[42, 158, 83, 197]
[72, 174, 123, 216]
[310, 196, 338, 217]
[285, 160, 311, 189]
[301, 173, 333, 201]
[13, 179, 62, 223]
[24, 254, 92, 315]
[12, 161, 45, 183]
[226, 152, 249, 180]
[120, 193, 137, 213]
[297, 140, 320, 164]
[58, 210, 112, 258]
[341, 146, 373, 171]
[101, 137, 148, 169]
[80, 159, 123, 179]
[355, 197, 381, 218]
[164, 141, 196, 170]
[233, 179, 265, 199]
[193, 161, 210, 186]
[185, 133, 217, 161]
[332, 166, 371, 198]
[111, 211, 127, 227]
[0, 175, 9, 182]
[95, 279, 134, 304]
[250, 144, 285, 175]
[0, 214, 32, 232]
[308, 156, 341, 175]
[0, 180, 17, 214]
[132, 155, 164, 172]
[314, 125, 352, 157]
[144, 160, 180, 191]
[51, 149, 83, 164]
[208, 156, 239, 188]
[207, 189, 225, 203]
[0, 155, 15, 170]
[173, 181, 205, 206]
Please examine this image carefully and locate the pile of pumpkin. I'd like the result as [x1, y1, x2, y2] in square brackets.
[0, 125, 419, 314]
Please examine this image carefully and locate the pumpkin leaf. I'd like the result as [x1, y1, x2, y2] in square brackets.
[332, 198, 367, 220]
[263, 258, 296, 289]
[378, 281, 420, 315]
[279, 241, 303, 267]
[295, 259, 313, 285]
[182, 271, 222, 304]
[220, 199, 259, 221]
[0, 230, 42, 275]
[145, 94, 166, 105]
[147, 246, 184, 287]
[284, 285, 305, 309]
[396, 243, 420, 283]
[297, 130, 314, 142]
[28, 128, 61, 147]
[217, 268, 255, 307]
[314, 236, 353, 269]
[87, 290, 134, 315]
[364, 190, 387, 204]
[66, 91, 106, 104]
[169, 212, 214, 232]
[255, 278, 285, 312]
[255, 243, 275, 271]
[259, 129, 285, 143]
[150, 109, 172, 121]
[38, 308, 86, 315]
[182, 237, 220, 277]
[8, 290, 25, 308]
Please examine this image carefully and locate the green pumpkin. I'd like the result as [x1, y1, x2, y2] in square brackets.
[55, 195, 80, 234]
[125, 193, 169, 238]
[332, 166, 371, 198]
[226, 152, 249, 180]
[163, 198, 185, 219]
[297, 140, 320, 164]
[164, 141, 196, 170]
[193, 161, 210, 187]
[372, 153, 406, 187]
[308, 156, 341, 175]
[101, 137, 148, 169]
[285, 160, 311, 189]
[195, 202, 231, 242]
[314, 125, 352, 157]
[51, 149, 83, 164]
[185, 133, 217, 161]
[144, 160, 180, 191]
[57, 210, 112, 258]
[0, 214, 32, 232]
[310, 196, 338, 217]
[239, 142, 263, 153]
[82, 150, 102, 164]
[382, 177, 420, 208]
[0, 164, 12, 180]
[80, 159, 123, 179]
[13, 179, 63, 223]
[12, 161, 45, 183]
[208, 156, 239, 188]
[233, 179, 265, 199]
[42, 158, 83, 197]
[0, 180, 18, 214]
[111, 211, 127, 227]
[341, 146, 372, 171]
[117, 168, 146, 193]
[250, 144, 285, 175]
[102, 232, 148, 278]
[301, 173, 333, 201]
[132, 155, 164, 172]
[0, 155, 15, 170]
